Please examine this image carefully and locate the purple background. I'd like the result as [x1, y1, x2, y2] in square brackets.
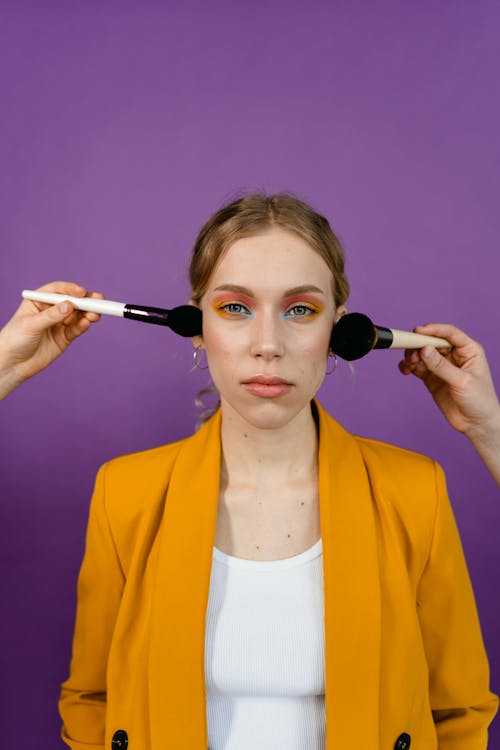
[1, 1, 499, 746]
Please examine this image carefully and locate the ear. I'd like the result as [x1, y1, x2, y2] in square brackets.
[334, 304, 347, 323]
[188, 299, 204, 349]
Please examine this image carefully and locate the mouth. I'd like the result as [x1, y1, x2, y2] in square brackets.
[241, 375, 294, 399]
[242, 375, 293, 386]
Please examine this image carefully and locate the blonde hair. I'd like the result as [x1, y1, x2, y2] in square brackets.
[189, 192, 349, 307]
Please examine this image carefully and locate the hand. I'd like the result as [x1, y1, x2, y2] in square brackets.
[0, 281, 104, 400]
[399, 323, 500, 488]
[398, 323, 499, 439]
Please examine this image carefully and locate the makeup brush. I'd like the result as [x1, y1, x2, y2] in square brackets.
[21, 290, 203, 337]
[330, 312, 451, 361]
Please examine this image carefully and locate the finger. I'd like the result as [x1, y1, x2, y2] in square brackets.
[61, 308, 100, 325]
[62, 294, 105, 339]
[63, 310, 100, 326]
[83, 312, 101, 322]
[398, 359, 412, 375]
[55, 290, 105, 323]
[418, 345, 464, 387]
[58, 291, 104, 323]
[402, 348, 421, 364]
[36, 281, 88, 297]
[24, 300, 76, 333]
[82, 291, 105, 322]
[413, 323, 475, 350]
[12, 281, 89, 320]
[398, 356, 428, 379]
[64, 315, 92, 343]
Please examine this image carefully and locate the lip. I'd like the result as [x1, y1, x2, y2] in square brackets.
[241, 375, 293, 399]
[242, 375, 293, 385]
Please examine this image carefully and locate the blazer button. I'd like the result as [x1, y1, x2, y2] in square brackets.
[394, 733, 411, 750]
[111, 729, 128, 749]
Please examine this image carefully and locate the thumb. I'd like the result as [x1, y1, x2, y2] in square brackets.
[420, 346, 462, 387]
[27, 301, 74, 332]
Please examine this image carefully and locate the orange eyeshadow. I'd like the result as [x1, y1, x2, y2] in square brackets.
[211, 294, 254, 317]
[281, 294, 325, 312]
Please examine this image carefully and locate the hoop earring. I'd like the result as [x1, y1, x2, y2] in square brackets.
[192, 346, 209, 370]
[326, 352, 338, 375]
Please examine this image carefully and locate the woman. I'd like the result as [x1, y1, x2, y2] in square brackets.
[59, 194, 498, 750]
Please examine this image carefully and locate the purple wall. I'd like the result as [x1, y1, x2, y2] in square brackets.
[1, 1, 499, 746]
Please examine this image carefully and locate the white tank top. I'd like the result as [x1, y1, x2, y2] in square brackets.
[204, 538, 326, 750]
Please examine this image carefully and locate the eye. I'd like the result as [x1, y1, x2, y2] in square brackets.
[219, 302, 252, 316]
[283, 304, 316, 319]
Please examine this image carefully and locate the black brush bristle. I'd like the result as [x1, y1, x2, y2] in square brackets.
[167, 305, 203, 337]
[330, 312, 377, 361]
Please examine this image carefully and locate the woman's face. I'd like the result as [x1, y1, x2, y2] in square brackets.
[193, 227, 346, 430]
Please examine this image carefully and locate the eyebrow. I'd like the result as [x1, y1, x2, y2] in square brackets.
[212, 284, 325, 297]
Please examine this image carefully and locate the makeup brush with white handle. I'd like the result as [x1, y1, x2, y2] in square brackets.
[21, 290, 202, 337]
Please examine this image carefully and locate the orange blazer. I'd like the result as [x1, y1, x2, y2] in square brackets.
[59, 401, 498, 749]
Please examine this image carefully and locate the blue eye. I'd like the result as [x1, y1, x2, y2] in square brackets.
[219, 303, 253, 317]
[283, 305, 315, 318]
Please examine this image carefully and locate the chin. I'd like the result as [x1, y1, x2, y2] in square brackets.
[221, 393, 311, 431]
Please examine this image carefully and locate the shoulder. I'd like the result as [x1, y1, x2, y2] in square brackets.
[87, 434, 199, 570]
[353, 435, 447, 552]
[349, 436, 451, 582]
[102, 437, 186, 481]
[353, 433, 444, 506]
[316, 405, 437, 486]
[93, 434, 194, 520]
[319, 402, 445, 550]
[354, 434, 438, 482]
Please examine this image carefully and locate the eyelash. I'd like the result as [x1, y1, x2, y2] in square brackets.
[283, 305, 316, 319]
[218, 303, 317, 318]
[219, 303, 252, 316]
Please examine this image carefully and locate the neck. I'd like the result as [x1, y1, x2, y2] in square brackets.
[219, 399, 319, 489]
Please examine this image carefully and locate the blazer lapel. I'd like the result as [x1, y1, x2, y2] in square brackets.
[149, 410, 222, 749]
[316, 402, 381, 748]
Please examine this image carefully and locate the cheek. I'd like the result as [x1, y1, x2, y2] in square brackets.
[292, 328, 332, 385]
[203, 327, 241, 369]
[296, 320, 333, 357]
[301, 344, 330, 376]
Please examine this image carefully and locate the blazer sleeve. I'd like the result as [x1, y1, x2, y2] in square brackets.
[416, 462, 498, 749]
[59, 464, 125, 749]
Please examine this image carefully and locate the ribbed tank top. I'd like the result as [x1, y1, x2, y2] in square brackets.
[204, 538, 325, 749]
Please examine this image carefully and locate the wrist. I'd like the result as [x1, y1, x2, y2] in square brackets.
[464, 403, 500, 450]
[0, 360, 25, 400]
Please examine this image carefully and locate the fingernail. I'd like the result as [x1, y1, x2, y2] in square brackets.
[59, 302, 69, 313]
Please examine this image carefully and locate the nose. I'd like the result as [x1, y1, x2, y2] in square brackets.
[249, 310, 285, 360]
